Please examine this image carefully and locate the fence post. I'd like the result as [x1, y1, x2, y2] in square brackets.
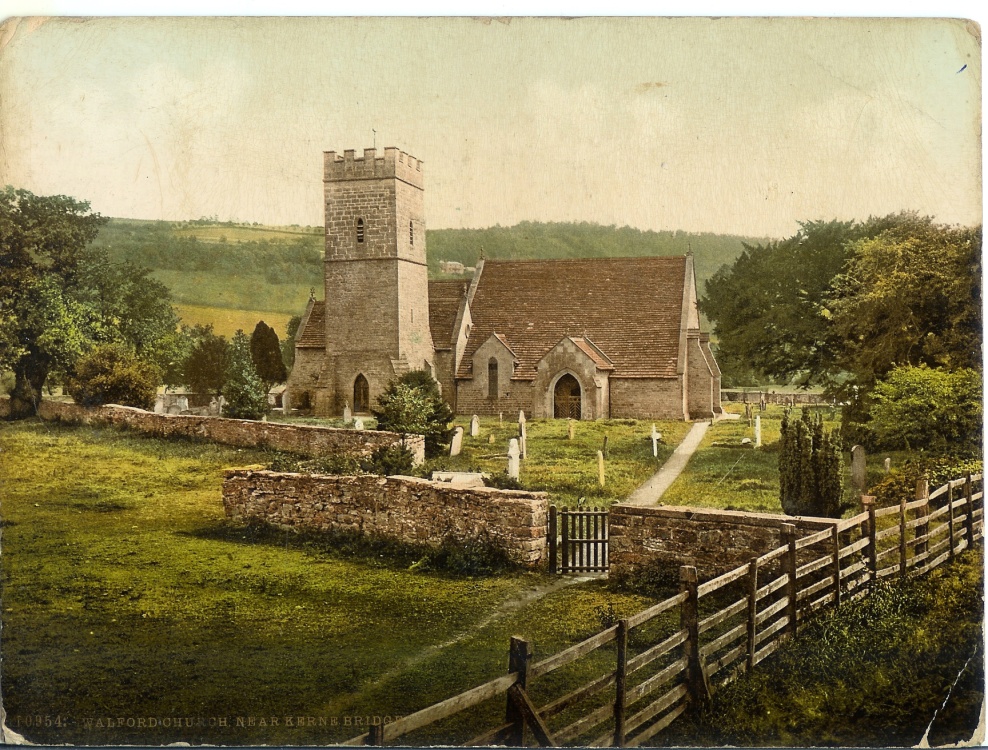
[915, 479, 930, 557]
[947, 482, 956, 561]
[614, 618, 629, 747]
[368, 724, 386, 746]
[745, 557, 758, 671]
[782, 523, 798, 636]
[548, 505, 558, 574]
[964, 473, 974, 548]
[561, 508, 569, 573]
[680, 566, 711, 709]
[899, 494, 908, 578]
[505, 636, 532, 746]
[831, 524, 842, 608]
[862, 496, 877, 580]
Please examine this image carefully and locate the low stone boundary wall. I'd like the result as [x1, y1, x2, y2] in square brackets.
[222, 469, 548, 567]
[0, 398, 424, 464]
[609, 503, 839, 579]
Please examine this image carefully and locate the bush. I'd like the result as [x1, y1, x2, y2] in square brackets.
[416, 531, 515, 576]
[66, 344, 159, 409]
[868, 365, 982, 452]
[608, 557, 680, 599]
[483, 473, 525, 491]
[361, 444, 415, 476]
[870, 457, 984, 507]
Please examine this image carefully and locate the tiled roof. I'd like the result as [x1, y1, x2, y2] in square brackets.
[571, 337, 615, 370]
[296, 301, 326, 348]
[428, 280, 469, 350]
[457, 257, 688, 379]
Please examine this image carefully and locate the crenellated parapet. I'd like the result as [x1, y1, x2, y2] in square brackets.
[324, 147, 424, 188]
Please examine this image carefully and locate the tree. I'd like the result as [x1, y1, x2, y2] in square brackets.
[281, 315, 302, 371]
[1, 187, 177, 418]
[222, 330, 268, 420]
[779, 409, 844, 518]
[183, 330, 229, 397]
[373, 370, 454, 458]
[249, 320, 287, 392]
[867, 365, 982, 453]
[159, 323, 217, 389]
[65, 344, 158, 409]
[830, 219, 981, 386]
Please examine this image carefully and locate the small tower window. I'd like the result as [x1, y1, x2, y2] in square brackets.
[488, 358, 499, 399]
[356, 218, 364, 243]
[409, 220, 414, 246]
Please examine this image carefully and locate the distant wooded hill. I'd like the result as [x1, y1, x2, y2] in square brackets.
[93, 218, 773, 321]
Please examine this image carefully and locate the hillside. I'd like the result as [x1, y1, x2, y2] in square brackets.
[92, 218, 773, 333]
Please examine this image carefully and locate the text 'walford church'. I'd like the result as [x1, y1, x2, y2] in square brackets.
[287, 147, 722, 421]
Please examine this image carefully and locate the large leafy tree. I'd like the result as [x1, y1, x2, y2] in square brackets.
[830, 218, 981, 385]
[182, 330, 229, 397]
[65, 343, 159, 409]
[1, 187, 175, 417]
[249, 320, 287, 392]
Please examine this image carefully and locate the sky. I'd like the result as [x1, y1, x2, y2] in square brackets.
[0, 14, 981, 238]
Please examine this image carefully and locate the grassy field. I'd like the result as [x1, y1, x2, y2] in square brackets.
[0, 420, 653, 746]
[172, 303, 293, 339]
[154, 270, 312, 318]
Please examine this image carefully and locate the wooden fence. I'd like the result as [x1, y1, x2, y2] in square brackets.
[342, 474, 983, 747]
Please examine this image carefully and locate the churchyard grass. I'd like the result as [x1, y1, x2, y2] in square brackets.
[0, 419, 651, 746]
[430, 416, 693, 508]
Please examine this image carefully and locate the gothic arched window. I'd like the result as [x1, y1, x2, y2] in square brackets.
[487, 358, 498, 399]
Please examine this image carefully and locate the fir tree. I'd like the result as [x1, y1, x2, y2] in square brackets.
[222, 330, 268, 420]
[249, 320, 287, 392]
[779, 408, 844, 518]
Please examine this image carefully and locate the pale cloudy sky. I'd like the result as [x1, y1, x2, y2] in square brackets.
[0, 15, 981, 237]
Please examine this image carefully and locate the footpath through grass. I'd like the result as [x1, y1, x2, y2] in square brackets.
[661, 547, 984, 747]
[0, 420, 651, 746]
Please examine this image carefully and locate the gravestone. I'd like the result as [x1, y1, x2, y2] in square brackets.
[651, 424, 660, 457]
[755, 415, 762, 448]
[519, 420, 528, 460]
[568, 419, 575, 440]
[353, 418, 364, 430]
[166, 404, 182, 415]
[470, 415, 480, 437]
[507, 438, 520, 480]
[883, 457, 891, 473]
[597, 450, 606, 487]
[176, 395, 189, 413]
[343, 402, 352, 423]
[217, 395, 226, 415]
[499, 412, 503, 423]
[851, 445, 867, 493]
[450, 426, 464, 457]
[208, 397, 220, 416]
[154, 394, 166, 414]
[488, 433, 496, 444]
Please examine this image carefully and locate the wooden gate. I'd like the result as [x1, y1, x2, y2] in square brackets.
[548, 506, 609, 573]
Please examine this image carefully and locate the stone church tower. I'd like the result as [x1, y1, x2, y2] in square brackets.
[312, 147, 435, 415]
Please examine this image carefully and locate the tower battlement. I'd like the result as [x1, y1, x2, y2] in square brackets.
[324, 147, 424, 189]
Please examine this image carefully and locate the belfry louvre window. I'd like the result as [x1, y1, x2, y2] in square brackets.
[356, 218, 364, 243]
[409, 221, 414, 246]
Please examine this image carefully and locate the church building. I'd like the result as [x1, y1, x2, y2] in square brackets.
[287, 147, 722, 421]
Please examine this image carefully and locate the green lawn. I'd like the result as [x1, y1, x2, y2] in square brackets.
[0, 420, 652, 746]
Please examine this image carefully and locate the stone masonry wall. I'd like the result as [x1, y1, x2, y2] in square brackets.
[222, 469, 548, 567]
[610, 503, 840, 579]
[608, 377, 686, 421]
[1, 398, 425, 464]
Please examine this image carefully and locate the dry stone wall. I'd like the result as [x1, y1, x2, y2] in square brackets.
[222, 469, 548, 567]
[610, 503, 840, 579]
[0, 398, 424, 464]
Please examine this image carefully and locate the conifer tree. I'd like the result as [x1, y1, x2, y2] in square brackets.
[249, 320, 287, 392]
[222, 330, 268, 420]
[779, 408, 844, 518]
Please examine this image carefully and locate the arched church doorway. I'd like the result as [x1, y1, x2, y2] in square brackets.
[353, 374, 370, 414]
[553, 374, 582, 419]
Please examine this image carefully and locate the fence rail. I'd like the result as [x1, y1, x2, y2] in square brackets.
[346, 473, 983, 747]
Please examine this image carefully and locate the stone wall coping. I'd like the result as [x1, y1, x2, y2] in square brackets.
[611, 502, 839, 530]
[223, 467, 549, 500]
